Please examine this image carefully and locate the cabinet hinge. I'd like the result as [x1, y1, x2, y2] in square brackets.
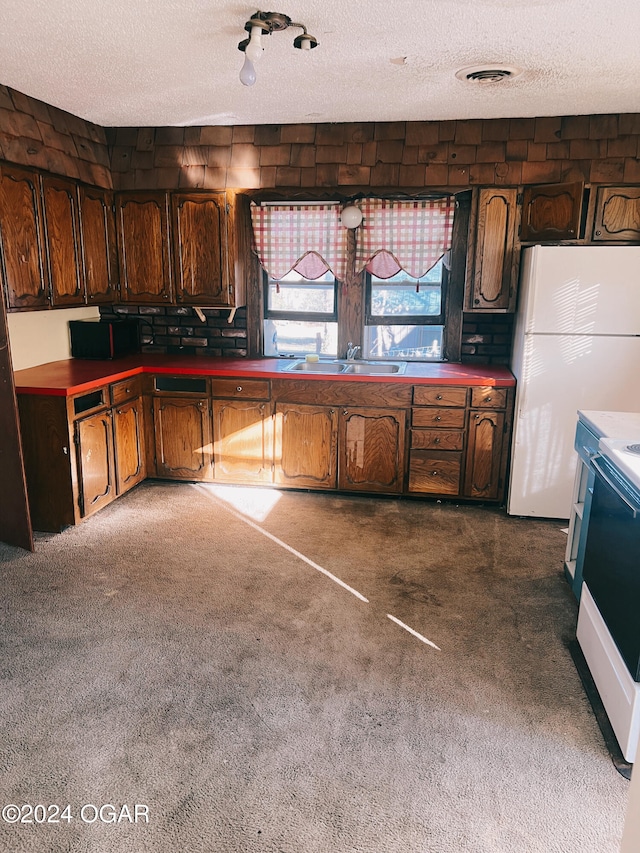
[73, 429, 80, 446]
[516, 192, 524, 205]
[226, 203, 231, 215]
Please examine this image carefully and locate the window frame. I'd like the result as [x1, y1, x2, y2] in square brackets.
[263, 272, 339, 324]
[364, 258, 448, 327]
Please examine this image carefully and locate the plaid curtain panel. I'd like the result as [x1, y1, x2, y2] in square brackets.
[250, 202, 349, 281]
[356, 197, 455, 279]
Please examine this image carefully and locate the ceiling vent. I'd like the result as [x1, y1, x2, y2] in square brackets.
[455, 65, 522, 83]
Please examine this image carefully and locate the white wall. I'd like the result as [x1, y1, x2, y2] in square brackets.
[7, 306, 99, 371]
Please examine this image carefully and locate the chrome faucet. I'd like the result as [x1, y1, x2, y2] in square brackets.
[345, 342, 361, 361]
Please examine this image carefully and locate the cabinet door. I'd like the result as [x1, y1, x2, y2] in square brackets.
[153, 396, 213, 480]
[75, 410, 116, 518]
[0, 165, 49, 309]
[468, 188, 518, 311]
[274, 403, 337, 489]
[117, 192, 173, 303]
[213, 399, 272, 483]
[113, 397, 146, 494]
[41, 175, 85, 306]
[520, 182, 583, 242]
[463, 410, 505, 500]
[172, 192, 230, 305]
[592, 187, 640, 242]
[338, 407, 406, 493]
[79, 186, 118, 303]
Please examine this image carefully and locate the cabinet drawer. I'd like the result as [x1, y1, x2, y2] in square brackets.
[211, 378, 270, 400]
[153, 375, 209, 395]
[110, 375, 143, 406]
[411, 429, 463, 451]
[470, 387, 507, 409]
[413, 386, 467, 407]
[408, 451, 462, 495]
[71, 387, 109, 417]
[412, 408, 466, 429]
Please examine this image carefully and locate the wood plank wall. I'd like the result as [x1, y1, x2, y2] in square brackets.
[106, 115, 640, 192]
[0, 86, 111, 187]
[1, 85, 639, 193]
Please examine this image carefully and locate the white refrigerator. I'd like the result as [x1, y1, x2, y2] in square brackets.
[507, 244, 640, 518]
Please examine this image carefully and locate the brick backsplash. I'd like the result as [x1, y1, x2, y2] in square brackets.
[100, 304, 510, 365]
[461, 314, 514, 365]
[99, 305, 248, 357]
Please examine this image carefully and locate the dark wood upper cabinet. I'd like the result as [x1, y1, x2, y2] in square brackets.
[172, 192, 230, 305]
[467, 188, 519, 311]
[519, 182, 583, 242]
[79, 186, 118, 303]
[592, 186, 640, 242]
[0, 164, 49, 310]
[116, 192, 173, 303]
[41, 175, 85, 306]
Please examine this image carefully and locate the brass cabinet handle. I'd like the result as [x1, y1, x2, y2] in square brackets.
[236, 386, 243, 392]
[434, 415, 441, 422]
[433, 437, 440, 444]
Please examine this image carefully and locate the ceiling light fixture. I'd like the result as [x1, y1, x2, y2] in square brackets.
[238, 11, 318, 87]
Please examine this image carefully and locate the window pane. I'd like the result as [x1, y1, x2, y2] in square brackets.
[370, 259, 443, 318]
[364, 325, 443, 360]
[264, 319, 338, 357]
[267, 270, 335, 315]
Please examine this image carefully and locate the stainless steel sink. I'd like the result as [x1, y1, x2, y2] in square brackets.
[343, 362, 406, 375]
[286, 360, 347, 373]
[285, 359, 406, 375]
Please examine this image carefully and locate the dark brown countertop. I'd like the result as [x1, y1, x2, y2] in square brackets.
[14, 354, 515, 397]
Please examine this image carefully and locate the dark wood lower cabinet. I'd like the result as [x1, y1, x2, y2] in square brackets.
[213, 399, 272, 483]
[274, 403, 338, 489]
[75, 409, 116, 518]
[153, 396, 213, 481]
[18, 386, 147, 532]
[338, 407, 406, 493]
[273, 403, 406, 494]
[464, 410, 506, 500]
[17, 374, 513, 532]
[113, 397, 146, 494]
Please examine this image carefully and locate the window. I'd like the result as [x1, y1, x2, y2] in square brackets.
[364, 258, 446, 360]
[263, 270, 338, 357]
[254, 192, 470, 362]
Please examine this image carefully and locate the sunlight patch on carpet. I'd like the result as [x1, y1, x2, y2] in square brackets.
[195, 484, 369, 603]
[387, 614, 441, 650]
[198, 483, 282, 522]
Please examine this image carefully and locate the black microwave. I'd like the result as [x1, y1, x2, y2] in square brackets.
[69, 319, 140, 360]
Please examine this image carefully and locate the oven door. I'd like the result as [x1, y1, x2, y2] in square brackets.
[582, 455, 640, 681]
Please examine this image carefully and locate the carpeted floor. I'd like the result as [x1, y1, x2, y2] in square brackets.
[0, 481, 629, 852]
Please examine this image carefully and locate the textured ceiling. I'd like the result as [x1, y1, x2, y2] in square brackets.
[0, 0, 639, 127]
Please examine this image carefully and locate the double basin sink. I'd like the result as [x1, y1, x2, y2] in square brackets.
[285, 359, 407, 375]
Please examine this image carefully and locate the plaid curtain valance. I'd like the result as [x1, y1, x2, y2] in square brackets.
[250, 203, 349, 281]
[356, 197, 455, 279]
[250, 196, 455, 283]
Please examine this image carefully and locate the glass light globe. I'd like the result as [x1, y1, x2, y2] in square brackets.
[341, 205, 363, 229]
[239, 55, 256, 87]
